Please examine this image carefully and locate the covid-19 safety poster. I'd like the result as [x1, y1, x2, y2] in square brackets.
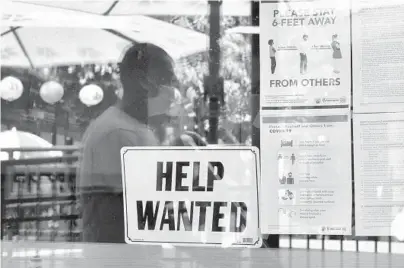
[259, 0, 353, 235]
[259, 109, 352, 235]
[259, 0, 351, 108]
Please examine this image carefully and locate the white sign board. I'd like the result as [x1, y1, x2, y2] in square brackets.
[120, 147, 262, 248]
[260, 0, 351, 108]
[352, 1, 404, 113]
[260, 109, 352, 235]
[353, 112, 404, 236]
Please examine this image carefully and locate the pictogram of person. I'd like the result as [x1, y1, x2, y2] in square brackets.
[291, 153, 296, 165]
[268, 39, 277, 74]
[287, 172, 294, 185]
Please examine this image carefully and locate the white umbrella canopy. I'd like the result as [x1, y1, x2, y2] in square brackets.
[1, 1, 209, 68]
[9, 0, 251, 16]
[0, 128, 63, 161]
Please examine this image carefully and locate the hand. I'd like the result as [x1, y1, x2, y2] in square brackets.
[172, 131, 207, 146]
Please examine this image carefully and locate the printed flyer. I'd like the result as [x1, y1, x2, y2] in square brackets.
[259, 0, 351, 108]
[260, 109, 352, 235]
[353, 113, 404, 236]
[352, 0, 404, 113]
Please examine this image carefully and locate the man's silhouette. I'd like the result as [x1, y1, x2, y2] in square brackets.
[78, 43, 179, 243]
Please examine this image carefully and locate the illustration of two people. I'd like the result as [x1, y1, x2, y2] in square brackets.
[301, 34, 342, 74]
[269, 34, 310, 75]
[278, 153, 296, 165]
[299, 34, 343, 74]
[269, 33, 342, 75]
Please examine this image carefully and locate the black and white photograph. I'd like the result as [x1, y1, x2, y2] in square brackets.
[1, 0, 404, 267]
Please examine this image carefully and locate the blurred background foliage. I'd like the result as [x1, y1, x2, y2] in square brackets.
[1, 15, 252, 143]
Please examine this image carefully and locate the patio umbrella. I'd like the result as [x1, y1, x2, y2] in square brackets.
[8, 0, 251, 16]
[1, 1, 209, 68]
[0, 127, 63, 160]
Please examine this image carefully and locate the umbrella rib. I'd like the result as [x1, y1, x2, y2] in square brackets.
[103, 0, 120, 15]
[1, 26, 21, 37]
[11, 28, 35, 69]
[104, 28, 138, 44]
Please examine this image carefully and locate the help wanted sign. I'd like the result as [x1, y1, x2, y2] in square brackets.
[120, 147, 262, 248]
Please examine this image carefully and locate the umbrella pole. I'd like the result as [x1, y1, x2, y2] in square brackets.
[206, 0, 224, 145]
[64, 109, 69, 144]
[51, 104, 59, 145]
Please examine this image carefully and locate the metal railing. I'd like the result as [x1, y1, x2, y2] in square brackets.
[278, 235, 404, 254]
[1, 147, 81, 242]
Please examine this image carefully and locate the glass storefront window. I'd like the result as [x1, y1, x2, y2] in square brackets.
[1, 0, 404, 267]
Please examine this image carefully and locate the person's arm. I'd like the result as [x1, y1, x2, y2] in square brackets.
[218, 128, 238, 144]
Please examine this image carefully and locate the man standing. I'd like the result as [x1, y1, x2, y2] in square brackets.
[298, 34, 310, 75]
[78, 43, 179, 243]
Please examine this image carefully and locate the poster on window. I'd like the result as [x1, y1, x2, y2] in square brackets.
[120, 147, 262, 248]
[260, 109, 352, 235]
[353, 112, 404, 236]
[259, 0, 351, 108]
[352, 0, 404, 113]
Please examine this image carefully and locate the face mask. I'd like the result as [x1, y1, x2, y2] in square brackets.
[148, 85, 182, 118]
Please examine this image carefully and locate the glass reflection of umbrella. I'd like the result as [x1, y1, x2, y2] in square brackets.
[0, 128, 62, 161]
[7, 0, 251, 16]
[1, 1, 209, 68]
